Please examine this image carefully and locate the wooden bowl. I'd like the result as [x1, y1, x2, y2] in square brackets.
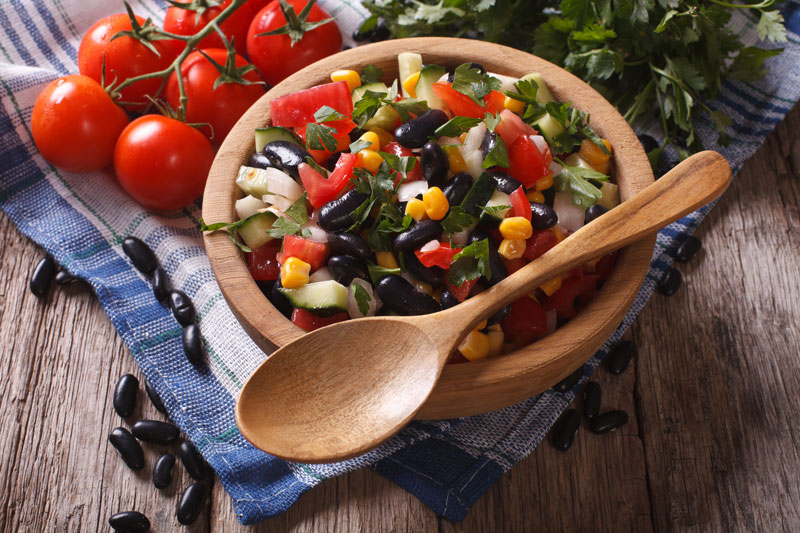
[203, 37, 655, 419]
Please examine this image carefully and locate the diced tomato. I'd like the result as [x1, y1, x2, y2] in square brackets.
[415, 242, 459, 269]
[523, 230, 559, 261]
[509, 135, 551, 188]
[445, 277, 478, 303]
[246, 240, 281, 280]
[502, 256, 527, 275]
[495, 109, 536, 147]
[543, 273, 598, 320]
[282, 234, 328, 271]
[298, 153, 357, 208]
[431, 82, 505, 118]
[270, 81, 353, 128]
[509, 186, 530, 220]
[380, 142, 422, 183]
[291, 308, 348, 331]
[501, 296, 549, 346]
[593, 251, 617, 281]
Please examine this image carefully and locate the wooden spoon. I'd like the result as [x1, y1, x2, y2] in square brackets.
[236, 150, 731, 463]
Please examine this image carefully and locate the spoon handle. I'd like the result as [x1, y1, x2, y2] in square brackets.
[433, 150, 731, 341]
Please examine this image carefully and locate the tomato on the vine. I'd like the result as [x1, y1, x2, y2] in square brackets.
[78, 13, 178, 109]
[246, 0, 342, 86]
[31, 75, 129, 173]
[113, 116, 214, 211]
[163, 0, 256, 57]
[165, 48, 265, 146]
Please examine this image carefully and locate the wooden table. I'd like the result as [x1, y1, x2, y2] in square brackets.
[1, 104, 797, 532]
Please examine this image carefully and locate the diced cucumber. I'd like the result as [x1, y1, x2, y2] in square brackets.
[478, 190, 511, 228]
[597, 182, 620, 210]
[279, 280, 349, 316]
[460, 172, 496, 217]
[520, 72, 555, 103]
[397, 52, 423, 97]
[235, 195, 268, 220]
[238, 212, 277, 251]
[416, 64, 447, 110]
[563, 153, 594, 170]
[534, 113, 566, 145]
[255, 126, 302, 153]
[352, 81, 388, 104]
[364, 104, 400, 131]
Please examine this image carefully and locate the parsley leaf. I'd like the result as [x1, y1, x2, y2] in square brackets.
[313, 105, 346, 123]
[481, 204, 511, 215]
[387, 97, 430, 122]
[349, 138, 372, 153]
[199, 213, 262, 253]
[483, 112, 501, 133]
[266, 193, 309, 238]
[482, 134, 509, 168]
[352, 89, 388, 128]
[447, 238, 491, 286]
[360, 64, 384, 84]
[440, 205, 477, 235]
[435, 116, 481, 138]
[553, 159, 609, 209]
[305, 122, 338, 152]
[451, 63, 501, 106]
[368, 264, 400, 284]
[351, 283, 371, 315]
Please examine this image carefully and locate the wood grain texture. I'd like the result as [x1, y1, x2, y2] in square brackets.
[0, 103, 796, 532]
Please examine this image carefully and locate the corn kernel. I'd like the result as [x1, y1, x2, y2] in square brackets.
[488, 323, 502, 332]
[280, 257, 310, 289]
[368, 126, 393, 148]
[538, 276, 562, 297]
[442, 145, 467, 174]
[550, 226, 565, 242]
[503, 95, 525, 114]
[498, 238, 526, 259]
[535, 174, 554, 191]
[487, 329, 504, 357]
[356, 149, 383, 174]
[475, 319, 488, 331]
[402, 71, 420, 98]
[499, 217, 533, 240]
[414, 281, 433, 296]
[458, 330, 490, 361]
[404, 198, 428, 222]
[527, 190, 545, 203]
[330, 69, 361, 92]
[358, 131, 380, 151]
[376, 251, 398, 269]
[422, 187, 449, 221]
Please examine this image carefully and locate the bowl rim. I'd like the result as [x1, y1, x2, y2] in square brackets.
[202, 37, 655, 419]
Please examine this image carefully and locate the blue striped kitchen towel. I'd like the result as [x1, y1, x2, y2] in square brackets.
[1, 0, 798, 523]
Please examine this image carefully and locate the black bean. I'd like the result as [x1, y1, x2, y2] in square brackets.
[542, 187, 555, 207]
[638, 134, 659, 153]
[442, 173, 472, 206]
[29, 255, 56, 298]
[531, 203, 558, 230]
[177, 482, 208, 525]
[585, 204, 608, 225]
[582, 381, 602, 419]
[152, 453, 175, 489]
[341, 45, 351, 51]
[589, 410, 629, 434]
[327, 232, 372, 262]
[657, 267, 682, 296]
[54, 270, 77, 285]
[480, 131, 497, 161]
[317, 189, 369, 231]
[326, 151, 345, 172]
[421, 142, 448, 187]
[132, 420, 180, 445]
[553, 366, 583, 392]
[348, 128, 366, 142]
[152, 267, 169, 303]
[262, 141, 311, 180]
[122, 237, 158, 275]
[486, 304, 510, 326]
[393, 220, 443, 252]
[606, 340, 636, 375]
[551, 409, 581, 452]
[144, 378, 167, 414]
[108, 511, 150, 532]
[675, 235, 702, 263]
[488, 171, 522, 195]
[108, 427, 144, 471]
[439, 288, 459, 310]
[269, 279, 294, 318]
[169, 290, 195, 326]
[352, 18, 375, 41]
[327, 255, 369, 286]
[113, 374, 138, 418]
[182, 324, 204, 366]
[376, 275, 440, 315]
[394, 109, 449, 148]
[247, 151, 274, 170]
[402, 251, 446, 286]
[179, 440, 208, 481]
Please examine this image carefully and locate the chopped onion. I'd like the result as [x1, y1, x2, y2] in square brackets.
[530, 135, 548, 154]
[462, 122, 486, 154]
[437, 136, 461, 147]
[545, 309, 557, 333]
[486, 72, 519, 94]
[262, 194, 294, 212]
[451, 225, 474, 246]
[553, 191, 585, 232]
[309, 267, 333, 283]
[263, 167, 303, 201]
[347, 278, 381, 318]
[549, 161, 563, 175]
[301, 221, 328, 243]
[420, 239, 440, 253]
[463, 151, 484, 180]
[397, 180, 429, 202]
[235, 195, 267, 220]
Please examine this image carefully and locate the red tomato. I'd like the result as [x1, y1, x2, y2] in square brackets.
[247, 240, 282, 280]
[163, 0, 255, 57]
[270, 81, 352, 128]
[247, 0, 342, 86]
[113, 115, 214, 210]
[523, 230, 559, 261]
[298, 153, 357, 208]
[509, 186, 531, 221]
[31, 75, 129, 173]
[445, 278, 478, 303]
[246, 0, 271, 10]
[165, 48, 265, 146]
[282, 234, 328, 271]
[501, 296, 549, 346]
[502, 256, 527, 275]
[543, 273, 599, 320]
[415, 242, 459, 269]
[508, 135, 551, 188]
[430, 82, 505, 118]
[291, 308, 348, 331]
[78, 13, 178, 109]
[381, 142, 422, 183]
[494, 109, 535, 147]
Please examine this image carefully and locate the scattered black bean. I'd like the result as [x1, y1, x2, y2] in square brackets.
[531, 203, 558, 230]
[169, 290, 195, 326]
[584, 204, 608, 225]
[551, 409, 581, 452]
[327, 255, 368, 286]
[675, 235, 702, 263]
[144, 378, 167, 414]
[261, 141, 311, 180]
[152, 453, 175, 489]
[122, 237, 158, 275]
[376, 275, 440, 315]
[421, 142, 448, 187]
[371, 19, 390, 41]
[177, 482, 208, 525]
[108, 427, 144, 471]
[108, 511, 150, 532]
[657, 267, 682, 296]
[488, 171, 523, 195]
[54, 270, 77, 285]
[269, 279, 294, 318]
[582, 381, 602, 419]
[327, 232, 372, 262]
[317, 189, 370, 231]
[486, 304, 510, 326]
[131, 420, 180, 445]
[29, 255, 56, 298]
[182, 324, 205, 366]
[402, 251, 446, 286]
[394, 109, 449, 148]
[553, 366, 584, 393]
[113, 374, 138, 418]
[637, 134, 659, 153]
[152, 266, 169, 303]
[606, 340, 636, 375]
[442, 173, 472, 206]
[341, 45, 351, 51]
[179, 440, 208, 481]
[589, 410, 629, 434]
[393, 220, 443, 252]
